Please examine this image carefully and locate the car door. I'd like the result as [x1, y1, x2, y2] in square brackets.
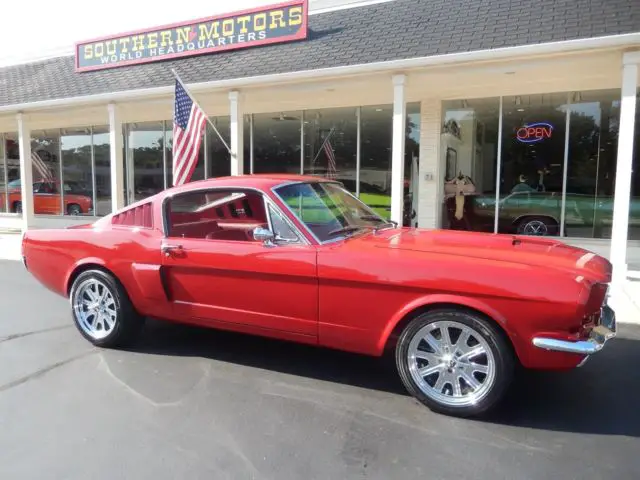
[160, 187, 318, 337]
[33, 181, 60, 215]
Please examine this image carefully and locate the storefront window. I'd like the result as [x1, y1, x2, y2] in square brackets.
[93, 126, 111, 216]
[30, 130, 62, 215]
[3, 135, 20, 213]
[360, 105, 393, 220]
[206, 117, 231, 178]
[61, 127, 94, 216]
[127, 121, 166, 203]
[303, 107, 358, 186]
[405, 102, 421, 227]
[564, 90, 621, 239]
[629, 88, 640, 242]
[498, 93, 569, 236]
[252, 111, 301, 174]
[441, 98, 501, 233]
[0, 135, 6, 213]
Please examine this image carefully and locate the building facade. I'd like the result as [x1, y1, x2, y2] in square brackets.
[1, 0, 640, 286]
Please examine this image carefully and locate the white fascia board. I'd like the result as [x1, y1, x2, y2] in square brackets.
[1, 32, 640, 114]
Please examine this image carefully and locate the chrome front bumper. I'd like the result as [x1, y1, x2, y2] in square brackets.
[532, 303, 617, 356]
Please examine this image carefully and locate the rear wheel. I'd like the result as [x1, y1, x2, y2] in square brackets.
[395, 308, 515, 417]
[69, 269, 144, 348]
[67, 203, 82, 215]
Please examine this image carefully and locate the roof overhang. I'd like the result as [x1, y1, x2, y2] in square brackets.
[1, 32, 640, 114]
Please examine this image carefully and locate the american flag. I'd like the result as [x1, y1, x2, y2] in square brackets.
[31, 151, 54, 181]
[323, 136, 337, 179]
[172, 79, 207, 186]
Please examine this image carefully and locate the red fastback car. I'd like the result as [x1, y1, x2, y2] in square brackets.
[20, 174, 617, 418]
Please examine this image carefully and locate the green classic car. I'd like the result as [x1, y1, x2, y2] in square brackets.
[445, 190, 640, 237]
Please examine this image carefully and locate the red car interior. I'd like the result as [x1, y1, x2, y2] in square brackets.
[167, 190, 268, 241]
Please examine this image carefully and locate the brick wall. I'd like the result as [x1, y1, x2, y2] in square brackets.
[417, 99, 443, 229]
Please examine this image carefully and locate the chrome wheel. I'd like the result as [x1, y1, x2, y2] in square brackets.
[520, 219, 548, 236]
[407, 320, 496, 407]
[72, 278, 117, 340]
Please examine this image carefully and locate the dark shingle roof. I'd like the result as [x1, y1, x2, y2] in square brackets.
[1, 0, 640, 108]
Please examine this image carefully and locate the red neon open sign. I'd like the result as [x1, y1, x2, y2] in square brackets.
[516, 122, 553, 143]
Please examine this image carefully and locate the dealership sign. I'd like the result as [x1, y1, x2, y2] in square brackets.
[75, 0, 308, 72]
[516, 122, 554, 143]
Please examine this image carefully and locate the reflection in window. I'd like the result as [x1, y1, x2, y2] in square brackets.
[127, 122, 166, 203]
[564, 90, 621, 239]
[206, 117, 231, 178]
[441, 98, 501, 233]
[360, 105, 393, 220]
[93, 126, 112, 216]
[252, 111, 301, 174]
[405, 102, 421, 227]
[0, 135, 6, 213]
[31, 130, 62, 215]
[303, 107, 357, 185]
[61, 127, 94, 216]
[632, 87, 640, 241]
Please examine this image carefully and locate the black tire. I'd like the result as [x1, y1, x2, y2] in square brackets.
[69, 269, 144, 348]
[516, 216, 558, 236]
[395, 308, 515, 418]
[67, 203, 82, 215]
[13, 201, 22, 214]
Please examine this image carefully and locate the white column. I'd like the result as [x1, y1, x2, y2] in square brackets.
[108, 103, 125, 212]
[610, 52, 639, 286]
[229, 90, 244, 176]
[391, 74, 407, 225]
[16, 113, 34, 231]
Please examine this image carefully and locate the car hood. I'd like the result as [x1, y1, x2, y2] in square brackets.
[364, 228, 611, 282]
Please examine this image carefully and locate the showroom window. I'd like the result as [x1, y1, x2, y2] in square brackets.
[247, 102, 421, 223]
[0, 127, 112, 217]
[0, 134, 7, 213]
[442, 89, 640, 241]
[441, 98, 501, 233]
[251, 111, 302, 175]
[1, 134, 20, 213]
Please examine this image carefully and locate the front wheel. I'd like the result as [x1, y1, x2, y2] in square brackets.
[395, 308, 515, 418]
[69, 269, 144, 348]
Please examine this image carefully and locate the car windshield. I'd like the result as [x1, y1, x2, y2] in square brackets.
[274, 181, 393, 243]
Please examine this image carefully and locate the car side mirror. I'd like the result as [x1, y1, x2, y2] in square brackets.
[253, 227, 275, 246]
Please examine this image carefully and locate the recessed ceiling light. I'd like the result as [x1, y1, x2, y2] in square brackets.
[375, 108, 383, 112]
[517, 108, 525, 112]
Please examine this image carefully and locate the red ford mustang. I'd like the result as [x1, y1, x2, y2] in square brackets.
[20, 174, 617, 417]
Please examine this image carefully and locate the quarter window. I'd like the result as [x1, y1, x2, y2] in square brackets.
[165, 189, 269, 242]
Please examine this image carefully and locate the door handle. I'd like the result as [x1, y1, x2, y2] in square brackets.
[161, 244, 183, 257]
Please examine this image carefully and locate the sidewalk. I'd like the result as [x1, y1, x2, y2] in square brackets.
[0, 233, 21, 261]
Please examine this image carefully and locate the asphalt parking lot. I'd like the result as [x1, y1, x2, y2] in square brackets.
[1, 259, 640, 479]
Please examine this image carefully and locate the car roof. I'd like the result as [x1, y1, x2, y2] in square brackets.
[164, 173, 336, 195]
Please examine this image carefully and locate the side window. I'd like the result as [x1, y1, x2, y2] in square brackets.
[165, 188, 268, 242]
[268, 204, 301, 244]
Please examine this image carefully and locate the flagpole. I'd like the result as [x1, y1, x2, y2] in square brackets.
[171, 68, 231, 154]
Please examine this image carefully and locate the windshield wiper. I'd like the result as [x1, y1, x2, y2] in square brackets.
[327, 225, 374, 237]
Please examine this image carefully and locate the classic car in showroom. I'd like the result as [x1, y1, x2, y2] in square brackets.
[445, 189, 640, 237]
[20, 174, 616, 418]
[2, 179, 94, 215]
